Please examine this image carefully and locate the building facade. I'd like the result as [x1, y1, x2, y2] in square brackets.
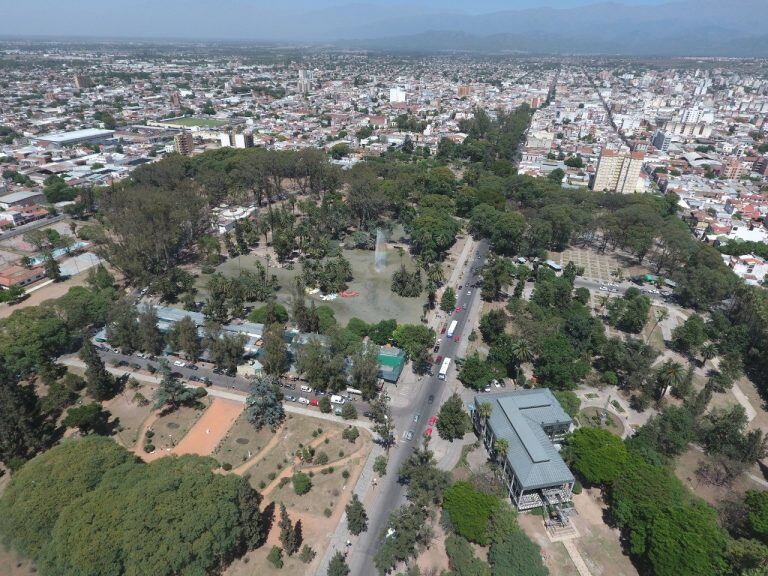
[591, 149, 644, 194]
[473, 389, 574, 511]
[174, 132, 194, 156]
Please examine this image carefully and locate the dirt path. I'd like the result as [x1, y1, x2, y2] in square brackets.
[232, 428, 285, 475]
[172, 398, 244, 457]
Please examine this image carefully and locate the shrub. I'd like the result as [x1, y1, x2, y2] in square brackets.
[292, 471, 312, 495]
[145, 430, 155, 439]
[373, 455, 388, 476]
[323, 508, 332, 518]
[267, 546, 283, 569]
[298, 544, 316, 563]
[572, 480, 583, 494]
[315, 451, 329, 465]
[221, 462, 232, 471]
[443, 481, 501, 545]
[342, 469, 350, 479]
[144, 443, 155, 453]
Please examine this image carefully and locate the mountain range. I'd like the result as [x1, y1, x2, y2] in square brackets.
[1, 0, 767, 56]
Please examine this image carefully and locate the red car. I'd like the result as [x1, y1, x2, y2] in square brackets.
[455, 306, 462, 313]
[428, 416, 437, 426]
[425, 427, 433, 437]
[435, 355, 443, 365]
[440, 326, 446, 334]
[309, 398, 319, 407]
[454, 335, 461, 342]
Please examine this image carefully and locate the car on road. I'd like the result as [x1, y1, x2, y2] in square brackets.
[413, 412, 421, 423]
[425, 427, 433, 437]
[467, 290, 471, 295]
[454, 335, 461, 342]
[435, 355, 443, 365]
[405, 430, 414, 441]
[427, 395, 434, 404]
[433, 343, 440, 352]
[428, 416, 437, 426]
[298, 397, 310, 405]
[309, 398, 319, 407]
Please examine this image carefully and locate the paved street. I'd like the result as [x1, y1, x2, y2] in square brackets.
[320, 240, 489, 575]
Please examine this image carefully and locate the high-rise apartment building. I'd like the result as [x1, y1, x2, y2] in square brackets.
[591, 149, 644, 194]
[174, 132, 194, 156]
[389, 87, 406, 103]
[73, 73, 91, 90]
[652, 129, 671, 152]
[298, 69, 313, 94]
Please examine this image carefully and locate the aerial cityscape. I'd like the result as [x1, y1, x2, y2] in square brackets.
[1, 2, 768, 576]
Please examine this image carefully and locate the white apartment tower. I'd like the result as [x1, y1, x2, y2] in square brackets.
[389, 87, 407, 103]
[591, 149, 645, 194]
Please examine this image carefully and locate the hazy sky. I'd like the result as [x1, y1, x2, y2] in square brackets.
[0, 0, 670, 40]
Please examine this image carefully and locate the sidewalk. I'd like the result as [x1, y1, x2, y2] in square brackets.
[60, 357, 373, 431]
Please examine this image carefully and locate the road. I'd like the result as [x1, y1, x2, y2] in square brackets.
[94, 349, 373, 417]
[341, 240, 489, 575]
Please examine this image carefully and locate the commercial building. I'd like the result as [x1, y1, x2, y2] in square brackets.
[591, 149, 644, 194]
[32, 128, 115, 147]
[389, 87, 406, 103]
[0, 190, 46, 209]
[473, 389, 574, 511]
[174, 132, 194, 156]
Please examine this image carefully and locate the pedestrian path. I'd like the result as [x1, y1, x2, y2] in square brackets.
[563, 540, 593, 576]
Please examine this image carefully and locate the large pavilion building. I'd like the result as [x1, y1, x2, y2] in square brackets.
[472, 389, 574, 511]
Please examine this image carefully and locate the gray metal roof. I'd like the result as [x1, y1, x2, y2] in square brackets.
[476, 389, 574, 491]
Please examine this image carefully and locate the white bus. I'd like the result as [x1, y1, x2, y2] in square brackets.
[446, 320, 458, 338]
[438, 357, 451, 380]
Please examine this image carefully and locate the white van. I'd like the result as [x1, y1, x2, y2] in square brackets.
[330, 394, 345, 405]
[300, 385, 312, 393]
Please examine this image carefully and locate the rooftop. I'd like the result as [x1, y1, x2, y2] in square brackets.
[475, 389, 574, 491]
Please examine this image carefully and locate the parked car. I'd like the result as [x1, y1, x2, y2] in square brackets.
[309, 398, 319, 407]
[425, 427, 433, 437]
[428, 395, 435, 404]
[405, 430, 414, 441]
[454, 335, 461, 342]
[298, 397, 310, 405]
[413, 412, 421, 423]
[334, 408, 343, 416]
[330, 395, 345, 404]
[363, 411, 374, 419]
[285, 395, 296, 402]
[173, 360, 186, 367]
[300, 385, 312, 393]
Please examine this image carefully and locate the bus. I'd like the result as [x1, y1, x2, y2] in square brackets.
[438, 357, 451, 380]
[446, 320, 458, 338]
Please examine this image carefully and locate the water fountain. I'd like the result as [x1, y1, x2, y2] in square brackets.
[374, 228, 387, 272]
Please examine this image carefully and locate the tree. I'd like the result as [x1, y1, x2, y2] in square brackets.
[341, 402, 357, 420]
[553, 390, 581, 417]
[168, 315, 201, 361]
[479, 309, 506, 344]
[656, 360, 686, 399]
[564, 427, 628, 485]
[328, 551, 350, 576]
[0, 437, 133, 560]
[342, 426, 360, 443]
[278, 503, 301, 555]
[262, 323, 288, 376]
[443, 481, 500, 545]
[745, 490, 768, 543]
[153, 366, 204, 411]
[370, 396, 395, 450]
[672, 314, 707, 356]
[246, 375, 285, 431]
[267, 546, 283, 569]
[292, 471, 312, 495]
[445, 534, 491, 576]
[436, 393, 470, 441]
[398, 441, 450, 507]
[494, 438, 509, 462]
[137, 304, 163, 355]
[62, 404, 111, 434]
[373, 455, 388, 476]
[459, 352, 495, 391]
[440, 287, 457, 313]
[488, 528, 548, 576]
[79, 339, 117, 401]
[548, 168, 565, 183]
[0, 375, 51, 468]
[319, 396, 332, 413]
[346, 494, 368, 535]
[647, 501, 728, 576]
[373, 504, 432, 575]
[350, 345, 380, 400]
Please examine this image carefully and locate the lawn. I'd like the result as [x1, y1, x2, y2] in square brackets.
[208, 248, 425, 325]
[213, 412, 275, 468]
[147, 397, 210, 452]
[164, 117, 228, 128]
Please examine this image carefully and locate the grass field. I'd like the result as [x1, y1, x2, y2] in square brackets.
[576, 407, 625, 437]
[209, 248, 425, 325]
[148, 398, 210, 452]
[164, 117, 228, 128]
[214, 412, 275, 468]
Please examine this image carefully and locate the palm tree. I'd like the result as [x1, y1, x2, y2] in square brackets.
[477, 401, 492, 439]
[494, 438, 509, 462]
[596, 294, 610, 316]
[426, 263, 445, 287]
[511, 339, 535, 365]
[646, 308, 669, 344]
[700, 342, 717, 365]
[657, 360, 685, 399]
